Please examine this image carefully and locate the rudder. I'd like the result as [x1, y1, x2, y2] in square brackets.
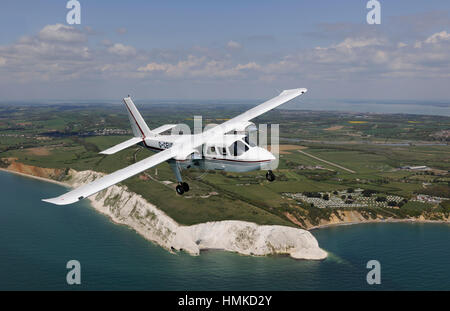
[123, 96, 154, 138]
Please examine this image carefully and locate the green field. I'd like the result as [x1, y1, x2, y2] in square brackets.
[1, 102, 449, 227]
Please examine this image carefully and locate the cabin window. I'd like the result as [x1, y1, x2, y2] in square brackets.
[221, 147, 228, 156]
[244, 135, 257, 147]
[242, 140, 250, 151]
[207, 146, 216, 155]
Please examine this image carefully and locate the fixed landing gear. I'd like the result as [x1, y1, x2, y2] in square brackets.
[266, 170, 275, 182]
[176, 182, 190, 195]
[181, 182, 189, 192]
[169, 160, 190, 195]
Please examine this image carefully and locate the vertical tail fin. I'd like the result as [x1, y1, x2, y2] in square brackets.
[123, 96, 154, 138]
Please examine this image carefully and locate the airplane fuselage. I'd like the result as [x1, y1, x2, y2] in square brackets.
[139, 136, 275, 173]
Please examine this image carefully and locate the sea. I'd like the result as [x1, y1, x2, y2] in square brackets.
[283, 99, 450, 117]
[7, 99, 450, 117]
[0, 170, 449, 291]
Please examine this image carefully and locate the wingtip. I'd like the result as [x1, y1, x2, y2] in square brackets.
[281, 88, 308, 96]
[42, 197, 72, 205]
[42, 198, 58, 205]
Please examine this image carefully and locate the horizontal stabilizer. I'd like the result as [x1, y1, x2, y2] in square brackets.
[152, 124, 178, 134]
[99, 137, 142, 155]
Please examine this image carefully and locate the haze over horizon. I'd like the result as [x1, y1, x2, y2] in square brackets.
[0, 0, 449, 102]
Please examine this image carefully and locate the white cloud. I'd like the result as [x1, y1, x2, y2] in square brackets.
[0, 24, 94, 83]
[138, 56, 207, 77]
[235, 62, 260, 70]
[258, 31, 450, 81]
[415, 30, 450, 48]
[227, 40, 242, 49]
[334, 37, 384, 50]
[424, 30, 450, 44]
[137, 56, 261, 79]
[38, 24, 86, 43]
[373, 50, 388, 64]
[107, 43, 136, 56]
[0, 23, 449, 99]
[137, 62, 170, 72]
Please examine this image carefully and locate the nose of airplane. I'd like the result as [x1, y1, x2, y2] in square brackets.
[253, 147, 276, 170]
[267, 149, 276, 161]
[255, 147, 276, 161]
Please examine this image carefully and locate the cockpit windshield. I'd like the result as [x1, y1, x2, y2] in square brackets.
[244, 135, 257, 147]
[229, 139, 249, 156]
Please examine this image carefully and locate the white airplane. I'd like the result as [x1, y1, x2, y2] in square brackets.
[43, 88, 307, 205]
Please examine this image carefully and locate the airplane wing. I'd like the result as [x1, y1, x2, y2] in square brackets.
[206, 88, 307, 137]
[42, 148, 176, 205]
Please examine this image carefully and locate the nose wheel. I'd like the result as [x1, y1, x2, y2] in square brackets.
[176, 182, 190, 195]
[266, 170, 275, 182]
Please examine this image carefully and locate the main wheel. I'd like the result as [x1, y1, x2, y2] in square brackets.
[181, 182, 190, 192]
[176, 184, 185, 195]
[266, 170, 275, 182]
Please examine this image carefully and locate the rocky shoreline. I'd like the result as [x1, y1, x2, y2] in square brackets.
[307, 210, 449, 230]
[3, 162, 448, 259]
[309, 217, 449, 230]
[2, 167, 328, 260]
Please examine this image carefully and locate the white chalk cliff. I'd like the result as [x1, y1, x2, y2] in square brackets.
[67, 170, 327, 260]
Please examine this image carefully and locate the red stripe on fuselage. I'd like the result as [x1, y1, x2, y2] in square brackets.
[146, 146, 271, 163]
[206, 157, 272, 163]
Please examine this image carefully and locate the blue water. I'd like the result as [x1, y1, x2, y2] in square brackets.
[284, 99, 450, 116]
[0, 170, 449, 290]
[5, 99, 450, 117]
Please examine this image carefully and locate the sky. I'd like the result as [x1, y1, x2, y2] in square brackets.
[0, 0, 449, 101]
